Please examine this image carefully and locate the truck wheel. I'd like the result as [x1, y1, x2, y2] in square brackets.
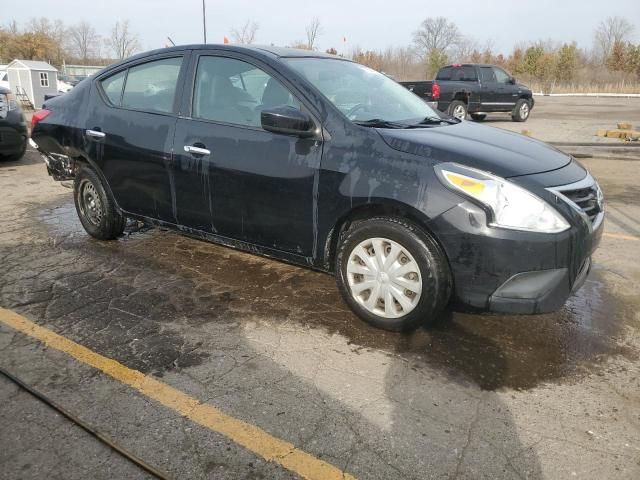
[470, 113, 486, 121]
[448, 100, 468, 120]
[335, 217, 451, 332]
[511, 99, 531, 122]
[74, 167, 125, 240]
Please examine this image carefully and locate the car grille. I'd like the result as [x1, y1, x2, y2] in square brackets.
[550, 175, 603, 225]
[561, 185, 601, 223]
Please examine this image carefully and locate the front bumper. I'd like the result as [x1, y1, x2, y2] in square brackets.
[488, 256, 592, 314]
[429, 196, 603, 315]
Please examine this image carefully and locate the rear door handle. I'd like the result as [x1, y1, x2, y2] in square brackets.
[86, 129, 106, 139]
[184, 145, 211, 155]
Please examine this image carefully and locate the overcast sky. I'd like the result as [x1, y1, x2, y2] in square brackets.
[10, 0, 640, 55]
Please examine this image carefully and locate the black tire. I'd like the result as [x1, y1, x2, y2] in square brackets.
[0, 141, 27, 162]
[511, 99, 531, 122]
[335, 216, 451, 332]
[74, 166, 125, 240]
[470, 113, 487, 121]
[448, 100, 468, 120]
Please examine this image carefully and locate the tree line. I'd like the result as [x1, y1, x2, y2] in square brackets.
[1, 16, 638, 93]
[0, 18, 141, 66]
[352, 16, 639, 92]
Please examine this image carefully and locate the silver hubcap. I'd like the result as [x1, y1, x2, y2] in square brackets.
[453, 105, 466, 120]
[79, 179, 103, 226]
[520, 103, 529, 118]
[346, 237, 422, 319]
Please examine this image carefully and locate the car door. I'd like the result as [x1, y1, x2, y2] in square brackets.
[85, 53, 189, 222]
[172, 52, 322, 257]
[478, 66, 498, 110]
[492, 66, 518, 108]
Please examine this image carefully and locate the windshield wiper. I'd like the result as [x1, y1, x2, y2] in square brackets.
[411, 116, 460, 126]
[354, 119, 411, 129]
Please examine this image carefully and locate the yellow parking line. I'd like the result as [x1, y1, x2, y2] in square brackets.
[603, 232, 640, 242]
[0, 307, 356, 480]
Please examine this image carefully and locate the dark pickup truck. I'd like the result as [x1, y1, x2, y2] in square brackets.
[400, 64, 534, 122]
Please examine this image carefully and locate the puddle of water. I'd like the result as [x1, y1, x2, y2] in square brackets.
[33, 200, 639, 391]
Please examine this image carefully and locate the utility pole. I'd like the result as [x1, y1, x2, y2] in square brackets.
[202, 0, 207, 43]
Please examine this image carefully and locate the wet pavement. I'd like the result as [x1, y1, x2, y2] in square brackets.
[1, 137, 639, 478]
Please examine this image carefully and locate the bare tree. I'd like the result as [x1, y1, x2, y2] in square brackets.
[108, 20, 141, 59]
[69, 21, 100, 63]
[26, 17, 68, 64]
[594, 16, 634, 63]
[412, 17, 461, 59]
[231, 21, 259, 44]
[305, 17, 322, 50]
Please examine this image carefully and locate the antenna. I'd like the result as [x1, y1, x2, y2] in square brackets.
[167, 37, 176, 46]
[202, 0, 207, 43]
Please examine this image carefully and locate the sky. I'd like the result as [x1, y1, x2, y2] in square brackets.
[8, 0, 640, 55]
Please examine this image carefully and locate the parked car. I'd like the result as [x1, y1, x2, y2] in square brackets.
[0, 70, 10, 90]
[0, 86, 28, 162]
[400, 64, 534, 122]
[30, 45, 603, 331]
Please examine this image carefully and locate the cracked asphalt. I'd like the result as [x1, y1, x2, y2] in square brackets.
[1, 132, 640, 478]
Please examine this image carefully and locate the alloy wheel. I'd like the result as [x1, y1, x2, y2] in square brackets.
[452, 105, 466, 120]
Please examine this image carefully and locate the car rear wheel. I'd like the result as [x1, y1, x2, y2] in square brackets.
[512, 99, 531, 122]
[448, 100, 468, 120]
[335, 217, 451, 332]
[0, 141, 27, 162]
[470, 113, 487, 121]
[74, 167, 125, 240]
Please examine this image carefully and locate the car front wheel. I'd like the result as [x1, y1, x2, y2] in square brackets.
[74, 167, 126, 240]
[335, 217, 451, 331]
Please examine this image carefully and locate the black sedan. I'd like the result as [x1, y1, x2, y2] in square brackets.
[0, 86, 28, 162]
[30, 45, 604, 331]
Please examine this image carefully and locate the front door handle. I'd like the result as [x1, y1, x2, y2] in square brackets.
[184, 145, 211, 155]
[86, 129, 106, 139]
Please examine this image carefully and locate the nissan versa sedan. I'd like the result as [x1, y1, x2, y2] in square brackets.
[30, 45, 604, 331]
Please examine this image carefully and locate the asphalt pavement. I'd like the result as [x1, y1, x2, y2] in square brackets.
[1, 97, 639, 479]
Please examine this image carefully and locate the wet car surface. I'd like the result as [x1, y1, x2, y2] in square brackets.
[1, 146, 639, 478]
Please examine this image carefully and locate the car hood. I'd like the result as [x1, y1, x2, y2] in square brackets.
[377, 121, 571, 177]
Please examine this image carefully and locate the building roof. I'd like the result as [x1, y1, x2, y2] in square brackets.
[7, 60, 58, 72]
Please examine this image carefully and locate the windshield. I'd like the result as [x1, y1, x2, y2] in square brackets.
[285, 58, 440, 125]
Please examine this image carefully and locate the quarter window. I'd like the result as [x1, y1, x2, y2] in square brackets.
[193, 56, 299, 127]
[100, 70, 126, 105]
[121, 57, 183, 113]
[39, 72, 49, 87]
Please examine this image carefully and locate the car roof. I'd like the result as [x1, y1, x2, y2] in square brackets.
[98, 44, 349, 78]
[442, 64, 502, 68]
[163, 44, 338, 58]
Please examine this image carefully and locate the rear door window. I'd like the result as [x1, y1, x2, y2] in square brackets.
[480, 67, 496, 83]
[121, 57, 183, 113]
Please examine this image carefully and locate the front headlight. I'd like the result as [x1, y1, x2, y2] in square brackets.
[436, 163, 570, 233]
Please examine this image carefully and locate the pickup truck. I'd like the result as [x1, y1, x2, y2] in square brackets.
[400, 64, 534, 122]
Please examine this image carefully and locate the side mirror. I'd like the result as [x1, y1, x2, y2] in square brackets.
[509, 77, 516, 84]
[261, 105, 315, 137]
